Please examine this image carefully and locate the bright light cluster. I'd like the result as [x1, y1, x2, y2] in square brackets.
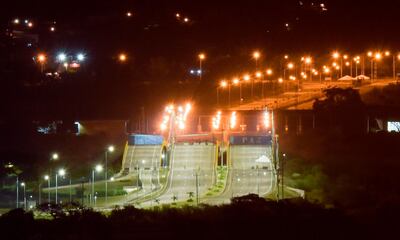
[212, 111, 222, 130]
[176, 103, 191, 130]
[160, 104, 174, 131]
[230, 111, 237, 129]
[160, 103, 191, 131]
[263, 109, 270, 129]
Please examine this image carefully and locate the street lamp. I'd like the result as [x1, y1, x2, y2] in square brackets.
[218, 80, 229, 107]
[57, 53, 67, 62]
[55, 168, 65, 204]
[77, 53, 85, 62]
[37, 53, 46, 73]
[104, 145, 114, 205]
[232, 78, 241, 103]
[92, 164, 103, 206]
[21, 182, 26, 210]
[253, 51, 260, 69]
[198, 53, 205, 81]
[332, 52, 343, 77]
[44, 175, 50, 203]
[118, 53, 127, 62]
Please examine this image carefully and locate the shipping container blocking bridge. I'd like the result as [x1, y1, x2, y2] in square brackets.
[115, 132, 274, 204]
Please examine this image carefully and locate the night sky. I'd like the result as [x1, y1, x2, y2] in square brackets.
[1, 0, 400, 120]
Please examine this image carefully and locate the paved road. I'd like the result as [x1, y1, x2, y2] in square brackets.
[204, 145, 274, 205]
[115, 145, 163, 204]
[143, 142, 216, 205]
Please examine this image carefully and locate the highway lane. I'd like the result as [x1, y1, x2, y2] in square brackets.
[204, 145, 274, 205]
[141, 142, 216, 205]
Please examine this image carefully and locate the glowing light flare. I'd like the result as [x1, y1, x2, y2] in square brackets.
[305, 57, 312, 64]
[266, 69, 273, 75]
[332, 52, 340, 59]
[243, 74, 250, 81]
[118, 53, 127, 62]
[37, 54, 46, 63]
[255, 71, 262, 78]
[253, 51, 260, 60]
[232, 78, 240, 85]
[278, 78, 283, 83]
[220, 80, 228, 88]
[95, 165, 103, 172]
[198, 53, 205, 60]
[58, 169, 66, 176]
[287, 63, 294, 69]
[263, 109, 270, 129]
[212, 111, 222, 130]
[230, 111, 237, 129]
[375, 53, 382, 60]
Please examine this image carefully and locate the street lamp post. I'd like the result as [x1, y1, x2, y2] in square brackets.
[44, 175, 50, 203]
[92, 164, 103, 206]
[253, 51, 260, 70]
[55, 168, 65, 204]
[21, 182, 26, 210]
[198, 53, 205, 82]
[105, 145, 114, 205]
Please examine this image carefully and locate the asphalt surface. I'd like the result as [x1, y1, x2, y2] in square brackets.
[143, 142, 216, 205]
[204, 145, 274, 205]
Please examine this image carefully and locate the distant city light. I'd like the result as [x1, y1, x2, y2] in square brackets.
[50, 26, 55, 32]
[37, 54, 46, 63]
[77, 53, 85, 61]
[184, 17, 189, 22]
[119, 53, 127, 62]
[14, 19, 19, 24]
[58, 168, 66, 176]
[253, 51, 260, 60]
[126, 11, 132, 17]
[287, 63, 294, 69]
[52, 153, 59, 160]
[220, 80, 228, 88]
[332, 52, 340, 59]
[232, 78, 240, 85]
[95, 165, 103, 172]
[176, 13, 180, 18]
[57, 53, 67, 62]
[266, 69, 273, 75]
[255, 71, 262, 78]
[198, 53, 205, 60]
[243, 74, 250, 81]
[108, 145, 115, 152]
[27, 22, 33, 28]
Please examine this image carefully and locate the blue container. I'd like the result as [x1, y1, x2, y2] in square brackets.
[128, 134, 163, 145]
[229, 135, 272, 145]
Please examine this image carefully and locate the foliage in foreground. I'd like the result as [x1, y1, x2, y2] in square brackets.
[0, 195, 397, 239]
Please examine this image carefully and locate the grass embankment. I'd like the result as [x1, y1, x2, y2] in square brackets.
[205, 166, 228, 197]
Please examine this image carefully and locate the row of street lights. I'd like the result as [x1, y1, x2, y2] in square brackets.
[39, 146, 115, 206]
